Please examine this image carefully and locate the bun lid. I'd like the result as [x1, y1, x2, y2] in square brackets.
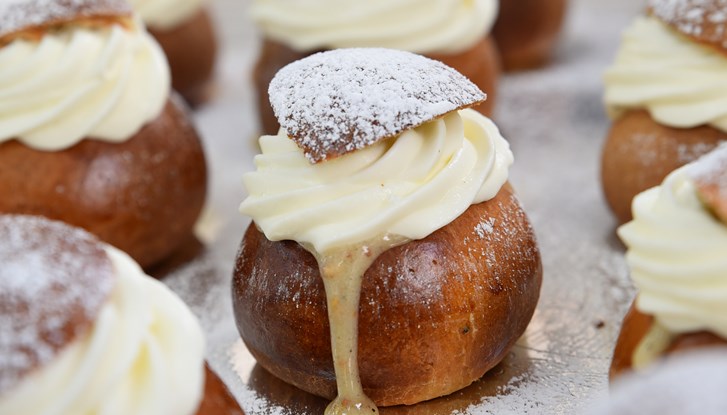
[0, 0, 133, 44]
[688, 143, 727, 224]
[0, 215, 115, 395]
[649, 0, 727, 52]
[268, 47, 487, 163]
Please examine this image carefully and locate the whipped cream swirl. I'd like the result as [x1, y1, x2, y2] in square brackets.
[605, 16, 727, 132]
[129, 0, 204, 30]
[0, 246, 205, 415]
[0, 20, 169, 150]
[618, 166, 727, 338]
[251, 0, 498, 54]
[240, 108, 512, 253]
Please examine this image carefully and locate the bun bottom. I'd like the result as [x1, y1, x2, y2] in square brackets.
[610, 301, 726, 380]
[492, 0, 567, 71]
[232, 185, 542, 406]
[198, 365, 244, 415]
[601, 110, 726, 224]
[0, 97, 207, 270]
[151, 8, 217, 106]
[252, 37, 500, 136]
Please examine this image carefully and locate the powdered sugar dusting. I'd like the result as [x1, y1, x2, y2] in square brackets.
[0, 215, 114, 394]
[687, 143, 727, 221]
[649, 0, 727, 46]
[0, 0, 132, 40]
[268, 48, 486, 163]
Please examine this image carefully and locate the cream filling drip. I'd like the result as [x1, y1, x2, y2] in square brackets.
[605, 16, 727, 132]
[129, 0, 205, 30]
[619, 165, 727, 367]
[0, 20, 169, 150]
[251, 0, 498, 54]
[0, 246, 206, 415]
[241, 109, 511, 413]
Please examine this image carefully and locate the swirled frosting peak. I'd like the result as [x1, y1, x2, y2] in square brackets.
[129, 0, 204, 30]
[604, 16, 727, 133]
[240, 108, 512, 253]
[251, 0, 498, 54]
[618, 163, 727, 338]
[0, 19, 169, 150]
[0, 245, 206, 415]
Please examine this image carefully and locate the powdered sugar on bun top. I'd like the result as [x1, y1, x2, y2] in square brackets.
[0, 215, 114, 394]
[269, 48, 486, 163]
[688, 143, 727, 223]
[0, 0, 132, 41]
[649, 0, 727, 50]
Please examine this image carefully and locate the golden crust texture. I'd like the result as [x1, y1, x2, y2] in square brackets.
[492, 0, 568, 71]
[610, 301, 727, 381]
[232, 185, 542, 406]
[601, 110, 726, 224]
[0, 98, 207, 270]
[150, 8, 217, 106]
[253, 38, 499, 137]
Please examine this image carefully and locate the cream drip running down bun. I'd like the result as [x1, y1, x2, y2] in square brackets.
[601, 0, 727, 224]
[0, 214, 244, 415]
[250, 0, 502, 135]
[127, 0, 217, 105]
[611, 143, 727, 380]
[233, 48, 542, 413]
[0, 0, 207, 270]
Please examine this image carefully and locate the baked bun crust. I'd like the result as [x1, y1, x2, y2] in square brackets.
[197, 365, 245, 415]
[0, 97, 207, 270]
[253, 38, 500, 136]
[601, 110, 726, 223]
[492, 0, 567, 71]
[649, 0, 727, 53]
[232, 184, 542, 406]
[150, 8, 217, 106]
[610, 302, 727, 380]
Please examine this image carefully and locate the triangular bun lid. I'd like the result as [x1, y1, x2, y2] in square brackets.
[268, 48, 487, 164]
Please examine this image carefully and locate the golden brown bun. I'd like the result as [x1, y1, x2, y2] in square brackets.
[601, 110, 726, 223]
[492, 0, 567, 71]
[197, 365, 245, 415]
[610, 301, 727, 380]
[232, 185, 542, 406]
[253, 37, 500, 136]
[0, 97, 207, 270]
[150, 8, 217, 106]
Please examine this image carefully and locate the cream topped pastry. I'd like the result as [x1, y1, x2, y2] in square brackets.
[0, 0, 207, 270]
[0, 17, 169, 150]
[0, 215, 205, 415]
[600, 0, 727, 224]
[612, 144, 727, 375]
[251, 0, 498, 54]
[605, 16, 727, 132]
[235, 48, 541, 413]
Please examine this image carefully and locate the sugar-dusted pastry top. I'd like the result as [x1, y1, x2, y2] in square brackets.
[251, 0, 498, 54]
[618, 147, 727, 339]
[604, 16, 727, 132]
[0, 0, 132, 42]
[0, 217, 206, 415]
[241, 107, 512, 253]
[0, 17, 170, 150]
[0, 215, 114, 394]
[129, 0, 204, 30]
[269, 48, 486, 163]
[688, 142, 727, 223]
[649, 0, 727, 51]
